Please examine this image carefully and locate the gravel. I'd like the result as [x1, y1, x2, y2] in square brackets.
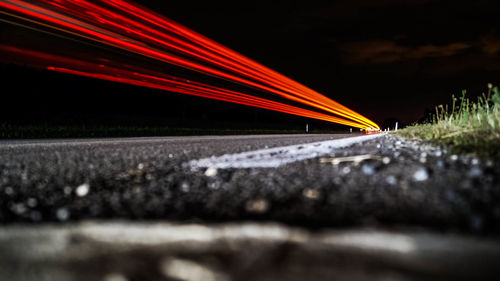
[0, 134, 499, 233]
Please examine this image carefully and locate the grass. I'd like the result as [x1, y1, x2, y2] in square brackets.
[396, 84, 500, 158]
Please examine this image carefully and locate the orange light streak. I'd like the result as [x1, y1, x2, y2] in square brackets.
[0, 0, 379, 129]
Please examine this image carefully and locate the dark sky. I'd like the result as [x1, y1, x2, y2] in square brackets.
[140, 0, 500, 123]
[2, 0, 500, 128]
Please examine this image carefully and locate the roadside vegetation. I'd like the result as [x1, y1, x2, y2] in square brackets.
[396, 84, 500, 158]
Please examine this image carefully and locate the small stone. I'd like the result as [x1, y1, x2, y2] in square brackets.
[209, 182, 220, 190]
[361, 164, 375, 175]
[450, 155, 458, 161]
[56, 208, 70, 221]
[75, 183, 90, 197]
[468, 167, 483, 178]
[168, 154, 174, 158]
[4, 187, 14, 195]
[386, 175, 397, 185]
[137, 163, 144, 170]
[419, 157, 427, 163]
[204, 167, 218, 177]
[395, 141, 402, 145]
[303, 189, 321, 200]
[245, 199, 269, 214]
[63, 186, 72, 195]
[382, 157, 391, 164]
[180, 182, 190, 192]
[412, 168, 429, 182]
[342, 166, 351, 174]
[376, 144, 381, 149]
[435, 150, 443, 157]
[471, 158, 479, 165]
[436, 160, 444, 168]
[27, 198, 38, 208]
[12, 203, 27, 215]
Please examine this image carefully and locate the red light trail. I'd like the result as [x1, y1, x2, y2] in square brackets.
[0, 0, 379, 130]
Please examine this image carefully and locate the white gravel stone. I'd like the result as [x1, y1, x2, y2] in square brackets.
[181, 182, 190, 192]
[56, 208, 70, 221]
[386, 175, 397, 185]
[76, 183, 90, 197]
[204, 167, 218, 177]
[412, 168, 429, 182]
[361, 164, 375, 175]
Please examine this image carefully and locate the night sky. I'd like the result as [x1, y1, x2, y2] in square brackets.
[2, 0, 500, 130]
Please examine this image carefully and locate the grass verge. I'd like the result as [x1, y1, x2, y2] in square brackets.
[396, 84, 500, 158]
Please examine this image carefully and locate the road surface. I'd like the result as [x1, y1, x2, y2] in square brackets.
[1, 133, 499, 280]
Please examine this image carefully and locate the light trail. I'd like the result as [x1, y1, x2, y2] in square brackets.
[0, 0, 379, 129]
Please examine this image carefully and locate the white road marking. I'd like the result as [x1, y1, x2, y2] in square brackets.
[187, 134, 384, 169]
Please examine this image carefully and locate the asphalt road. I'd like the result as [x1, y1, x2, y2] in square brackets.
[1, 133, 499, 230]
[1, 133, 500, 280]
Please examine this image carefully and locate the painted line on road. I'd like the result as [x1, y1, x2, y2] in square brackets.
[187, 134, 384, 169]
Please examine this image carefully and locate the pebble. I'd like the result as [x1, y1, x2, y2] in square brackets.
[386, 175, 397, 185]
[435, 150, 442, 157]
[342, 166, 351, 174]
[436, 160, 444, 168]
[12, 203, 27, 215]
[204, 167, 218, 177]
[4, 187, 14, 195]
[63, 186, 72, 195]
[137, 163, 144, 170]
[76, 183, 90, 197]
[468, 167, 483, 178]
[303, 189, 321, 200]
[382, 157, 391, 164]
[245, 199, 269, 214]
[450, 155, 458, 161]
[471, 158, 479, 165]
[361, 164, 375, 175]
[27, 197, 37, 208]
[56, 208, 70, 221]
[180, 182, 190, 192]
[412, 168, 429, 182]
